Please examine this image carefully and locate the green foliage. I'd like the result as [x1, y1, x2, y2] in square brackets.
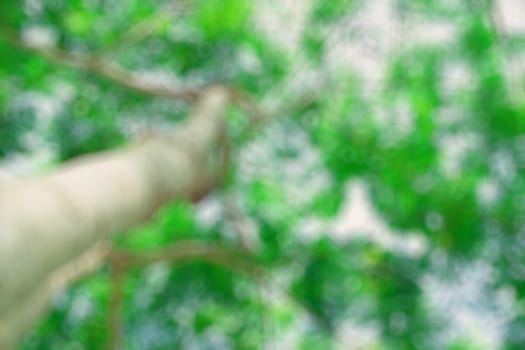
[116, 202, 202, 249]
[48, 89, 125, 160]
[0, 2, 26, 28]
[461, 15, 496, 58]
[23, 273, 111, 349]
[0, 98, 36, 156]
[193, 0, 252, 40]
[310, 77, 379, 180]
[310, 0, 354, 24]
[1, 0, 524, 349]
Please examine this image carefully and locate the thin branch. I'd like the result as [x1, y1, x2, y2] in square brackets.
[107, 259, 125, 350]
[48, 241, 111, 293]
[235, 87, 323, 144]
[0, 25, 322, 142]
[108, 240, 336, 335]
[109, 240, 261, 276]
[0, 25, 201, 101]
[222, 192, 259, 252]
[0, 25, 274, 127]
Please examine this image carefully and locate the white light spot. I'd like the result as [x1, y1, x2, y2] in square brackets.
[494, 0, 525, 35]
[22, 25, 57, 48]
[477, 178, 500, 206]
[330, 180, 428, 258]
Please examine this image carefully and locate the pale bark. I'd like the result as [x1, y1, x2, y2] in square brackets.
[0, 87, 229, 348]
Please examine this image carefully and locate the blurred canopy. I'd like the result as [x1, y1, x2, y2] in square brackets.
[2, 0, 525, 349]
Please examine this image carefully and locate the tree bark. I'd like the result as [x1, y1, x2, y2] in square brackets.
[0, 87, 229, 349]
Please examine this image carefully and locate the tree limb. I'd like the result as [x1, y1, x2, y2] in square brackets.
[0, 87, 229, 349]
[0, 25, 201, 101]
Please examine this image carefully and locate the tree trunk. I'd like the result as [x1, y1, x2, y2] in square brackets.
[0, 87, 229, 349]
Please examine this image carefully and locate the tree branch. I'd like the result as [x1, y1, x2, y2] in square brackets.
[0, 87, 229, 349]
[107, 239, 336, 340]
[109, 240, 260, 276]
[0, 25, 307, 131]
[0, 26, 201, 101]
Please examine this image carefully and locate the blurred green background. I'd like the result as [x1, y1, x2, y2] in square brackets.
[1, 0, 525, 349]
